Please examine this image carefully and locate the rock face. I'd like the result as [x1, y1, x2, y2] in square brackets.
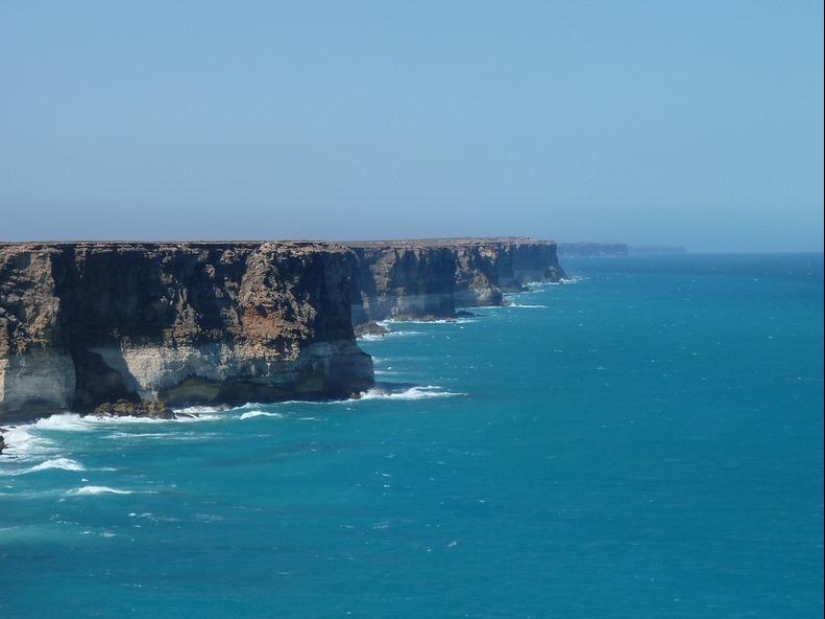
[0, 242, 374, 421]
[1, 237, 565, 421]
[347, 238, 564, 323]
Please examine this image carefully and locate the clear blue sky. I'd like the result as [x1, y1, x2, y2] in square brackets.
[1, 1, 822, 251]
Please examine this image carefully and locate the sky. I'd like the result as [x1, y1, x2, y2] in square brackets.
[1, 1, 822, 252]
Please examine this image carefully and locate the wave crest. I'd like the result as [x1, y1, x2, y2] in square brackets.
[67, 486, 133, 496]
[360, 386, 465, 401]
[239, 411, 284, 420]
[29, 458, 86, 473]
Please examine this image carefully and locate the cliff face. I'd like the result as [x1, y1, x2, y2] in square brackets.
[0, 243, 373, 421]
[348, 245, 458, 323]
[1, 237, 565, 420]
[347, 238, 564, 323]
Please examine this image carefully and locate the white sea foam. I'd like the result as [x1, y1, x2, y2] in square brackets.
[39, 411, 223, 428]
[34, 413, 89, 432]
[0, 424, 58, 459]
[174, 405, 223, 415]
[67, 486, 133, 496]
[28, 458, 86, 473]
[359, 333, 389, 341]
[505, 303, 548, 309]
[239, 411, 284, 420]
[391, 318, 477, 325]
[1, 456, 86, 477]
[360, 386, 465, 401]
[90, 413, 221, 425]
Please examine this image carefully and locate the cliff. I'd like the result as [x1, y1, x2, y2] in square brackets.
[0, 242, 374, 421]
[1, 237, 565, 421]
[347, 238, 564, 323]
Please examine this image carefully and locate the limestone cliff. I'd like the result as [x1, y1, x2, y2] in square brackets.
[347, 238, 564, 323]
[1, 237, 565, 420]
[0, 242, 374, 421]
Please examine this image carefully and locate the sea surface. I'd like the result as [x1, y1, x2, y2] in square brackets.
[2, 253, 823, 619]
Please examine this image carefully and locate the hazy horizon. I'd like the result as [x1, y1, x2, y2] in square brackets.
[2, 1, 823, 252]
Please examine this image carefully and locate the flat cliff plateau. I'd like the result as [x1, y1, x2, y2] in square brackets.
[346, 238, 565, 324]
[1, 237, 564, 422]
[0, 242, 374, 421]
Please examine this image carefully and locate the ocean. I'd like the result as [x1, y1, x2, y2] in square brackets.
[2, 253, 823, 618]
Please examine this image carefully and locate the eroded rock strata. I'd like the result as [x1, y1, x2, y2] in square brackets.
[1, 242, 374, 421]
[1, 237, 564, 421]
[346, 238, 564, 323]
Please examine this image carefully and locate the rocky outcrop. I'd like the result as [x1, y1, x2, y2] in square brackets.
[346, 238, 564, 323]
[1, 242, 374, 421]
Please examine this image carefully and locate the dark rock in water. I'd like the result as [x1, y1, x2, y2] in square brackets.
[90, 399, 176, 419]
[455, 310, 476, 318]
[0, 434, 6, 454]
[354, 321, 390, 339]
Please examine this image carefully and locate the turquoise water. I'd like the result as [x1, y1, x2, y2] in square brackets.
[2, 254, 823, 618]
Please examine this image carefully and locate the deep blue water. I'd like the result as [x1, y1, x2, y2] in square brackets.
[2, 253, 823, 618]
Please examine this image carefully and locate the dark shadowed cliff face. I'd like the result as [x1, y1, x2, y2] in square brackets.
[348, 245, 458, 323]
[347, 238, 565, 323]
[0, 243, 374, 420]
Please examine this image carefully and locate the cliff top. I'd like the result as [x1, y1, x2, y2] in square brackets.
[1, 238, 559, 254]
[0, 241, 352, 256]
[343, 237, 557, 248]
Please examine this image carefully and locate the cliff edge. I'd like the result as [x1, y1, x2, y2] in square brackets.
[1, 237, 565, 421]
[347, 238, 564, 323]
[0, 242, 374, 421]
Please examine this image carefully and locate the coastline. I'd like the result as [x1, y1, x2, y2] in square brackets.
[1, 237, 564, 422]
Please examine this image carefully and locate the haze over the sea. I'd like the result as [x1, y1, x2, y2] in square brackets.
[1, 1, 822, 251]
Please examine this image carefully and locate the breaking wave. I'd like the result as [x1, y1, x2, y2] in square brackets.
[239, 411, 284, 420]
[360, 385, 466, 401]
[66, 486, 134, 496]
[28, 458, 86, 473]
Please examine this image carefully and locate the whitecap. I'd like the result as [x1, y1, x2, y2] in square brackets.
[34, 413, 89, 432]
[239, 411, 284, 420]
[67, 486, 133, 496]
[391, 318, 476, 325]
[359, 386, 466, 401]
[174, 405, 224, 415]
[28, 458, 86, 473]
[84, 411, 224, 426]
[0, 424, 58, 459]
[505, 303, 548, 309]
